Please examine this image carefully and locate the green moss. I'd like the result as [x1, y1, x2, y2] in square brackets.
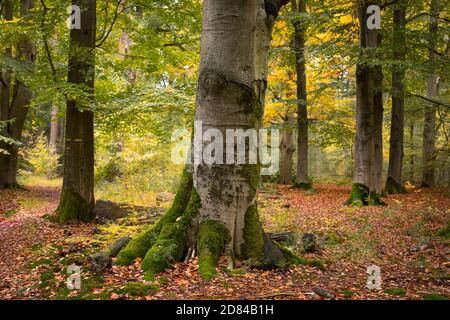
[367, 191, 386, 205]
[54, 273, 107, 300]
[346, 183, 370, 206]
[198, 220, 231, 280]
[116, 167, 193, 265]
[29, 258, 52, 269]
[436, 221, 450, 239]
[115, 282, 159, 297]
[158, 276, 169, 285]
[39, 270, 55, 288]
[342, 289, 354, 298]
[346, 183, 386, 206]
[57, 188, 94, 224]
[31, 243, 44, 251]
[241, 204, 265, 263]
[4, 209, 16, 217]
[141, 187, 201, 279]
[242, 164, 261, 191]
[423, 293, 448, 300]
[115, 227, 160, 265]
[292, 182, 312, 190]
[384, 288, 407, 296]
[384, 176, 407, 194]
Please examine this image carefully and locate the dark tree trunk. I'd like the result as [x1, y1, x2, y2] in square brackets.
[421, 0, 440, 188]
[409, 123, 415, 183]
[0, 0, 35, 189]
[292, 0, 310, 189]
[347, 0, 384, 205]
[279, 114, 295, 184]
[386, 3, 406, 194]
[373, 63, 383, 194]
[57, 0, 96, 223]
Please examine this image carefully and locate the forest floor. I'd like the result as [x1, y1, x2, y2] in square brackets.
[0, 180, 449, 300]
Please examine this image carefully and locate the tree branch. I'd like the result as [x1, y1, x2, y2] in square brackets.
[96, 0, 109, 42]
[96, 0, 123, 48]
[40, 0, 58, 83]
[410, 94, 450, 109]
[163, 42, 186, 51]
[381, 0, 399, 9]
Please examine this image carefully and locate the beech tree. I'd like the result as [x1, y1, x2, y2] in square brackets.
[386, 1, 407, 194]
[279, 113, 295, 184]
[56, 0, 96, 223]
[0, 0, 35, 189]
[421, 0, 440, 188]
[116, 0, 315, 280]
[292, 0, 310, 189]
[347, 0, 384, 205]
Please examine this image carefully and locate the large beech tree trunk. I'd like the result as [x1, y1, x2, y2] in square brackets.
[0, 0, 35, 189]
[386, 2, 406, 194]
[292, 0, 310, 189]
[116, 0, 315, 280]
[57, 0, 96, 223]
[279, 113, 295, 184]
[421, 0, 440, 188]
[347, 0, 384, 205]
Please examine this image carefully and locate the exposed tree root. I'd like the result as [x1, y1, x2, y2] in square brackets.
[115, 167, 193, 266]
[198, 220, 231, 280]
[141, 188, 201, 279]
[0, 182, 27, 190]
[116, 168, 323, 280]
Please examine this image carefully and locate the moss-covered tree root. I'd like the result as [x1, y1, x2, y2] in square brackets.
[345, 183, 385, 206]
[117, 168, 323, 280]
[140, 188, 201, 279]
[115, 167, 193, 266]
[384, 176, 407, 194]
[198, 220, 231, 280]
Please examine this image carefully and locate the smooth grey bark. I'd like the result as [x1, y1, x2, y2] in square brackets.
[292, 0, 309, 188]
[49, 105, 59, 149]
[193, 0, 290, 262]
[386, 3, 406, 193]
[279, 113, 295, 184]
[373, 63, 383, 194]
[348, 0, 384, 204]
[0, 0, 35, 189]
[421, 0, 440, 188]
[57, 0, 96, 223]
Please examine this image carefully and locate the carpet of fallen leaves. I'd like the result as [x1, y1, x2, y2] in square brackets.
[0, 183, 449, 300]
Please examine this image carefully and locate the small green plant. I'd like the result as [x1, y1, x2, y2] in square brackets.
[39, 270, 56, 288]
[384, 288, 407, 296]
[24, 134, 60, 179]
[115, 282, 159, 297]
[436, 222, 450, 239]
[423, 293, 448, 300]
[3, 209, 16, 217]
[342, 289, 353, 298]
